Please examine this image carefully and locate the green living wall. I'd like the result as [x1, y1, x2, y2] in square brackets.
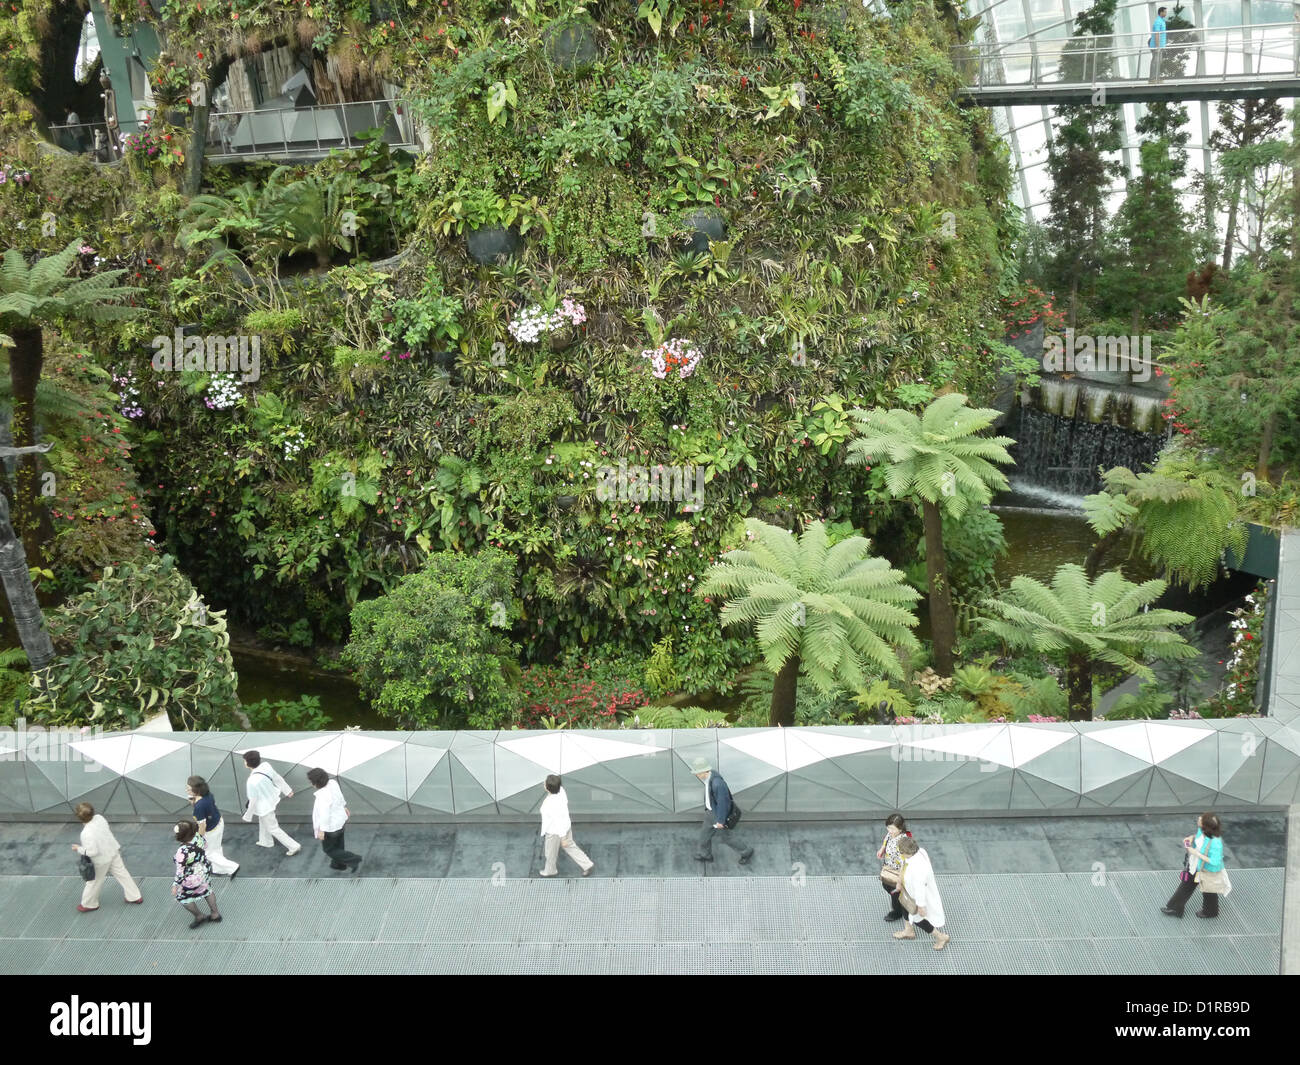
[1, 0, 1019, 722]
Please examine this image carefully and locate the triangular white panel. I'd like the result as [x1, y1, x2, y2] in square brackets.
[899, 729, 997, 760]
[721, 730, 888, 772]
[1084, 724, 1156, 762]
[793, 731, 894, 763]
[245, 734, 402, 775]
[1006, 725, 1075, 769]
[499, 734, 665, 773]
[1146, 724, 1217, 764]
[720, 731, 792, 770]
[68, 735, 186, 776]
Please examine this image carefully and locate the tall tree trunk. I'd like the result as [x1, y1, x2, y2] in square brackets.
[1256, 409, 1276, 485]
[922, 498, 956, 677]
[769, 655, 799, 728]
[181, 80, 212, 198]
[1068, 275, 1079, 330]
[1222, 175, 1241, 271]
[1066, 651, 1093, 721]
[8, 326, 52, 569]
[0, 491, 54, 674]
[1084, 527, 1123, 580]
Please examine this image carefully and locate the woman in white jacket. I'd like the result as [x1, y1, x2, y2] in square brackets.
[71, 802, 143, 911]
[893, 836, 950, 950]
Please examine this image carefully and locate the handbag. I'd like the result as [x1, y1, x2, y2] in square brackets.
[724, 803, 742, 830]
[78, 853, 96, 882]
[881, 866, 901, 887]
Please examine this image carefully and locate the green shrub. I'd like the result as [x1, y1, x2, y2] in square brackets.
[342, 547, 520, 729]
[31, 555, 239, 730]
[242, 694, 333, 731]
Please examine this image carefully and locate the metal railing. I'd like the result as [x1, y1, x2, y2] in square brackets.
[955, 21, 1300, 91]
[204, 98, 417, 159]
[51, 121, 116, 160]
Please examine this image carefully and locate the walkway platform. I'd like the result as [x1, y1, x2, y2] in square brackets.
[0, 814, 1283, 974]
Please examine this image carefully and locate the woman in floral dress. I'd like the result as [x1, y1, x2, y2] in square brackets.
[876, 813, 912, 923]
[172, 819, 221, 929]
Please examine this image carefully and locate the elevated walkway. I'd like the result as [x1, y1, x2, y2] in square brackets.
[0, 814, 1283, 974]
[957, 22, 1300, 106]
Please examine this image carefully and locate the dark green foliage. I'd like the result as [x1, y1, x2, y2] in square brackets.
[341, 548, 521, 729]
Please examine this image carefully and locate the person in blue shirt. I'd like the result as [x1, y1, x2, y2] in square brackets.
[1149, 7, 1169, 82]
[1162, 811, 1228, 918]
[187, 775, 239, 879]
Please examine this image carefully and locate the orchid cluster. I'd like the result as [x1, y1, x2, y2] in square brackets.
[507, 298, 587, 343]
[111, 369, 144, 420]
[0, 166, 32, 187]
[641, 338, 702, 380]
[204, 373, 242, 410]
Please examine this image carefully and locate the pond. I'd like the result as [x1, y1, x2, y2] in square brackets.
[230, 647, 383, 729]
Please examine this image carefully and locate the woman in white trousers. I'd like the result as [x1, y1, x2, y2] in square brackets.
[893, 835, 950, 950]
[187, 776, 239, 877]
[71, 802, 143, 911]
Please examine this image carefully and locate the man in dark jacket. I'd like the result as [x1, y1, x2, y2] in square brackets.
[692, 757, 754, 865]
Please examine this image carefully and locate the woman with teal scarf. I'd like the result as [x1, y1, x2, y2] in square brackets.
[1162, 812, 1230, 918]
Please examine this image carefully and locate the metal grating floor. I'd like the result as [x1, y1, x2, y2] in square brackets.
[0, 868, 1282, 975]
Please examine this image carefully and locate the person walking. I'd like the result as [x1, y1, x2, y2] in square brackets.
[71, 802, 143, 912]
[1149, 7, 1168, 82]
[241, 750, 301, 855]
[308, 767, 362, 873]
[1162, 811, 1230, 918]
[892, 836, 950, 950]
[537, 774, 595, 878]
[691, 758, 754, 865]
[187, 775, 238, 879]
[876, 813, 913, 923]
[171, 819, 221, 929]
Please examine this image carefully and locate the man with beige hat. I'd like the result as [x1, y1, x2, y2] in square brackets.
[691, 757, 754, 865]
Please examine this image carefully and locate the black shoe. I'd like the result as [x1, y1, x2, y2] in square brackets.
[884, 912, 904, 922]
[694, 854, 713, 862]
[330, 863, 349, 870]
[1195, 910, 1215, 919]
[1161, 906, 1183, 917]
[228, 868, 238, 882]
[738, 849, 754, 865]
[189, 915, 210, 929]
[349, 860, 362, 874]
[208, 914, 222, 923]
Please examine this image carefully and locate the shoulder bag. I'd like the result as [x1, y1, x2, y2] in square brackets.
[724, 802, 742, 830]
[78, 853, 96, 881]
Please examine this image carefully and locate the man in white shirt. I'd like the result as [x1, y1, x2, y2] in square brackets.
[307, 767, 362, 872]
[240, 750, 301, 855]
[538, 774, 595, 878]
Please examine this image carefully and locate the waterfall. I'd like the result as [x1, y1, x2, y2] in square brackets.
[1007, 405, 1166, 498]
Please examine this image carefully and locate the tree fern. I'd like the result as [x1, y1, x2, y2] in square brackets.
[1086, 455, 1249, 588]
[980, 563, 1197, 719]
[845, 392, 1015, 676]
[696, 518, 919, 726]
